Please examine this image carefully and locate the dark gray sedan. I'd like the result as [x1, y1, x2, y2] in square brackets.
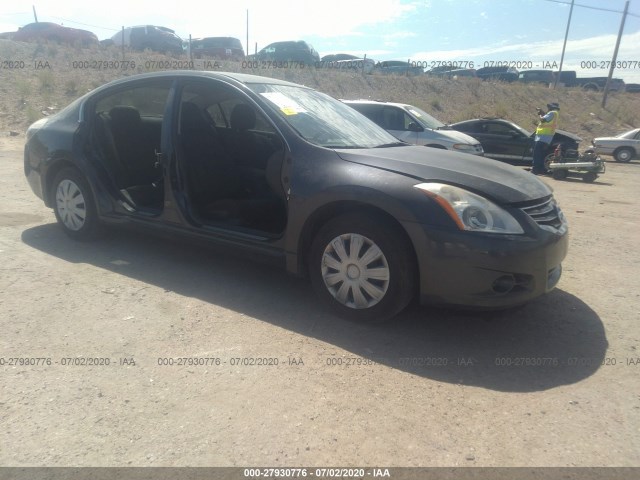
[450, 118, 581, 165]
[24, 71, 568, 322]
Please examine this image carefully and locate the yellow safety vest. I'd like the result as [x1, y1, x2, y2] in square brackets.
[536, 111, 559, 136]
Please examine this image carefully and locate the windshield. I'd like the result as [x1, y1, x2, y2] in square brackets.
[618, 129, 640, 139]
[249, 84, 401, 148]
[402, 105, 445, 130]
[513, 123, 533, 137]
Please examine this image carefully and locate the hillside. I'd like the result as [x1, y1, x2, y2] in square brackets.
[1, 39, 639, 144]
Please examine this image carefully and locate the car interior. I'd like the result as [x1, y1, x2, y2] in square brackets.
[177, 82, 287, 234]
[90, 80, 288, 235]
[91, 82, 170, 213]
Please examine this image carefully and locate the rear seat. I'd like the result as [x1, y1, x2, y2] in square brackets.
[108, 106, 159, 186]
[93, 106, 163, 208]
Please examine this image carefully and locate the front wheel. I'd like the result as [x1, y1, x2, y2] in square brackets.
[51, 168, 100, 240]
[614, 147, 634, 163]
[309, 213, 415, 323]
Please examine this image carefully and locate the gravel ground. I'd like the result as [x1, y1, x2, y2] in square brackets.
[1, 135, 639, 468]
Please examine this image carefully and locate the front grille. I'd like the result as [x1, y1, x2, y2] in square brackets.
[521, 197, 565, 231]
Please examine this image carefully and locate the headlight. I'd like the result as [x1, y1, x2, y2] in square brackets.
[414, 183, 524, 234]
[451, 143, 475, 151]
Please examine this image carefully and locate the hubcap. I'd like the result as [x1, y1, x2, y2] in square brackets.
[321, 233, 390, 309]
[55, 179, 86, 231]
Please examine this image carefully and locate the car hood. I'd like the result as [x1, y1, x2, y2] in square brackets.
[555, 129, 582, 142]
[432, 128, 480, 144]
[336, 146, 551, 204]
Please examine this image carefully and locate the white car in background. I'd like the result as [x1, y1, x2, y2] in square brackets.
[343, 100, 484, 155]
[592, 128, 640, 162]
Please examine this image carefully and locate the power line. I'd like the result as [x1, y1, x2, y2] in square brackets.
[46, 16, 120, 31]
[541, 0, 640, 17]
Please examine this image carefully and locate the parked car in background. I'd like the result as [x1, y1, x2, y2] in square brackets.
[426, 67, 476, 78]
[23, 71, 568, 322]
[190, 37, 244, 60]
[249, 41, 319, 65]
[446, 68, 476, 78]
[554, 70, 578, 87]
[450, 118, 581, 164]
[373, 60, 423, 76]
[12, 22, 98, 46]
[475, 66, 518, 82]
[518, 70, 555, 85]
[320, 54, 375, 74]
[110, 25, 183, 54]
[577, 77, 626, 92]
[592, 128, 640, 162]
[343, 100, 484, 155]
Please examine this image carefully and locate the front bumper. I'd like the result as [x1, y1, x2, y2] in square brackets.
[404, 221, 568, 308]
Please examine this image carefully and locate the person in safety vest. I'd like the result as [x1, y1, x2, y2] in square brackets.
[532, 102, 560, 175]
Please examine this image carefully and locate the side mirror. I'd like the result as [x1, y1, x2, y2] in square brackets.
[407, 122, 423, 132]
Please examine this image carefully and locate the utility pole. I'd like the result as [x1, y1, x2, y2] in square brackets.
[554, 0, 574, 89]
[602, 0, 629, 108]
[32, 5, 38, 22]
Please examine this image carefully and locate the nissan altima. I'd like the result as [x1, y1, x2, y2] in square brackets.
[24, 71, 568, 322]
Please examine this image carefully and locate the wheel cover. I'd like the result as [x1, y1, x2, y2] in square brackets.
[55, 179, 86, 231]
[617, 149, 631, 161]
[321, 233, 390, 309]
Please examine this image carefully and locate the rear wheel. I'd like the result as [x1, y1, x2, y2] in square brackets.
[544, 153, 556, 169]
[309, 213, 415, 323]
[583, 172, 597, 183]
[614, 147, 634, 163]
[552, 169, 568, 180]
[51, 168, 100, 240]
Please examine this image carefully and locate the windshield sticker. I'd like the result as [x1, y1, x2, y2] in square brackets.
[260, 92, 307, 115]
[408, 109, 422, 117]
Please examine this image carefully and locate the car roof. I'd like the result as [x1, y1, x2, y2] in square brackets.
[90, 71, 309, 92]
[266, 40, 309, 47]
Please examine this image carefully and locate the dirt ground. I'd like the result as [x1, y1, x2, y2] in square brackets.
[0, 134, 639, 468]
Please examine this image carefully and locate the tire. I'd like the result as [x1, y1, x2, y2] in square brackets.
[309, 213, 415, 323]
[544, 153, 556, 169]
[583, 172, 597, 183]
[614, 147, 634, 163]
[51, 168, 100, 240]
[552, 169, 567, 180]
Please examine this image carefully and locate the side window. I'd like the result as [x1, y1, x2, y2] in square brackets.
[212, 98, 276, 134]
[454, 123, 473, 133]
[95, 81, 172, 117]
[382, 107, 412, 131]
[349, 105, 382, 126]
[207, 104, 227, 127]
[484, 123, 512, 135]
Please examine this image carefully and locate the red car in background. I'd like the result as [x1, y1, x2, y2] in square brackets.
[13, 22, 98, 46]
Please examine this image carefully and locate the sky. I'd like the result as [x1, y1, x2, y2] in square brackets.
[1, 0, 640, 82]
